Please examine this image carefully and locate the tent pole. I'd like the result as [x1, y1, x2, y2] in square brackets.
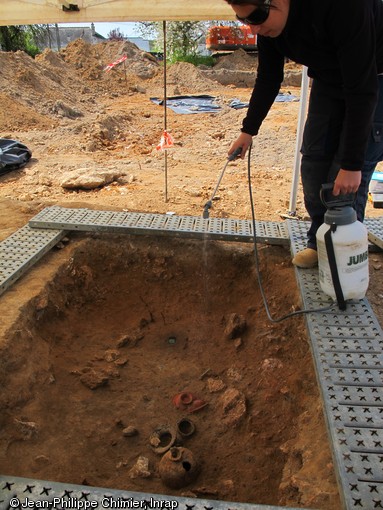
[288, 66, 309, 215]
[163, 20, 168, 202]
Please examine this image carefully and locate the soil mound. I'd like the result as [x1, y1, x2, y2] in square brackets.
[0, 49, 87, 127]
[0, 92, 57, 131]
[148, 61, 219, 96]
[60, 39, 160, 87]
[0, 40, 161, 131]
[213, 48, 258, 71]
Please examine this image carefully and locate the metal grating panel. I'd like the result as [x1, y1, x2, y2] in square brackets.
[0, 476, 305, 510]
[365, 217, 383, 250]
[0, 224, 67, 296]
[365, 216, 383, 239]
[28, 206, 289, 245]
[287, 220, 383, 509]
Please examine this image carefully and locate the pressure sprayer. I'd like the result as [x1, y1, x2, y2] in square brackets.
[316, 183, 369, 310]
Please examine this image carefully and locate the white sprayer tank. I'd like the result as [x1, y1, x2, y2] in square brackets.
[316, 206, 369, 301]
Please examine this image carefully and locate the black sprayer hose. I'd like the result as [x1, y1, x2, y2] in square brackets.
[246, 143, 333, 322]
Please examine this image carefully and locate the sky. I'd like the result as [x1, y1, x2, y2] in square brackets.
[58, 22, 142, 38]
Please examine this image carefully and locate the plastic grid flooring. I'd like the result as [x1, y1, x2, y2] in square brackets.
[287, 219, 383, 509]
[0, 476, 303, 510]
[0, 208, 383, 509]
[28, 206, 289, 244]
[0, 223, 66, 296]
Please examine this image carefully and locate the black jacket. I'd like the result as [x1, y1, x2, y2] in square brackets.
[242, 0, 383, 170]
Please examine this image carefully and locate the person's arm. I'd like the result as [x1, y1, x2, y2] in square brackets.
[228, 37, 285, 159]
[242, 36, 285, 135]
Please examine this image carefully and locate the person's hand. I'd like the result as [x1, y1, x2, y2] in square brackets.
[228, 132, 253, 159]
[333, 169, 361, 196]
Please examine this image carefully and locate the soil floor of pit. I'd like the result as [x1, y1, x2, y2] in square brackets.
[0, 40, 383, 510]
[0, 235, 341, 509]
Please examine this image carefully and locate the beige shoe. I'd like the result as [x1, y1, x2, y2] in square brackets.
[292, 248, 318, 268]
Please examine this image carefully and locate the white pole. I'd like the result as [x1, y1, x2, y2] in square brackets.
[288, 66, 309, 215]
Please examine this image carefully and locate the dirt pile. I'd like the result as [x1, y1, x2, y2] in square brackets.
[0, 40, 160, 132]
[148, 61, 221, 96]
[0, 42, 303, 134]
[213, 48, 257, 71]
[60, 39, 159, 87]
[0, 48, 97, 129]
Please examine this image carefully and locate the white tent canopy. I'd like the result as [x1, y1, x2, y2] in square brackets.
[0, 0, 235, 25]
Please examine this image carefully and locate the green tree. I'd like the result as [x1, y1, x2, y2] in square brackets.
[0, 25, 47, 57]
[138, 21, 208, 62]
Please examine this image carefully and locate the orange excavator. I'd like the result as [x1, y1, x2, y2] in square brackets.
[206, 25, 257, 53]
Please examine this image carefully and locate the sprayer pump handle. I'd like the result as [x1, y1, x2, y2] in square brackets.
[320, 183, 356, 209]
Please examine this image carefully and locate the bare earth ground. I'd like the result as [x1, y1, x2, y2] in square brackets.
[0, 40, 383, 509]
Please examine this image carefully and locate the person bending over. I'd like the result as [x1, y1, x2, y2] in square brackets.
[225, 0, 383, 268]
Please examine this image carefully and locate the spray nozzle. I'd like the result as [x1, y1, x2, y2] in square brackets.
[203, 200, 212, 219]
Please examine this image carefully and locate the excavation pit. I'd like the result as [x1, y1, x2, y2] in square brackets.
[0, 234, 341, 509]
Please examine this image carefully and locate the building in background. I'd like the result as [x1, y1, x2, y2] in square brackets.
[37, 24, 151, 53]
[124, 37, 150, 52]
[38, 23, 104, 51]
[38, 23, 106, 51]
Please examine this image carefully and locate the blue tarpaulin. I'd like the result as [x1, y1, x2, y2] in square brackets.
[229, 93, 299, 110]
[150, 95, 221, 114]
[151, 93, 299, 114]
